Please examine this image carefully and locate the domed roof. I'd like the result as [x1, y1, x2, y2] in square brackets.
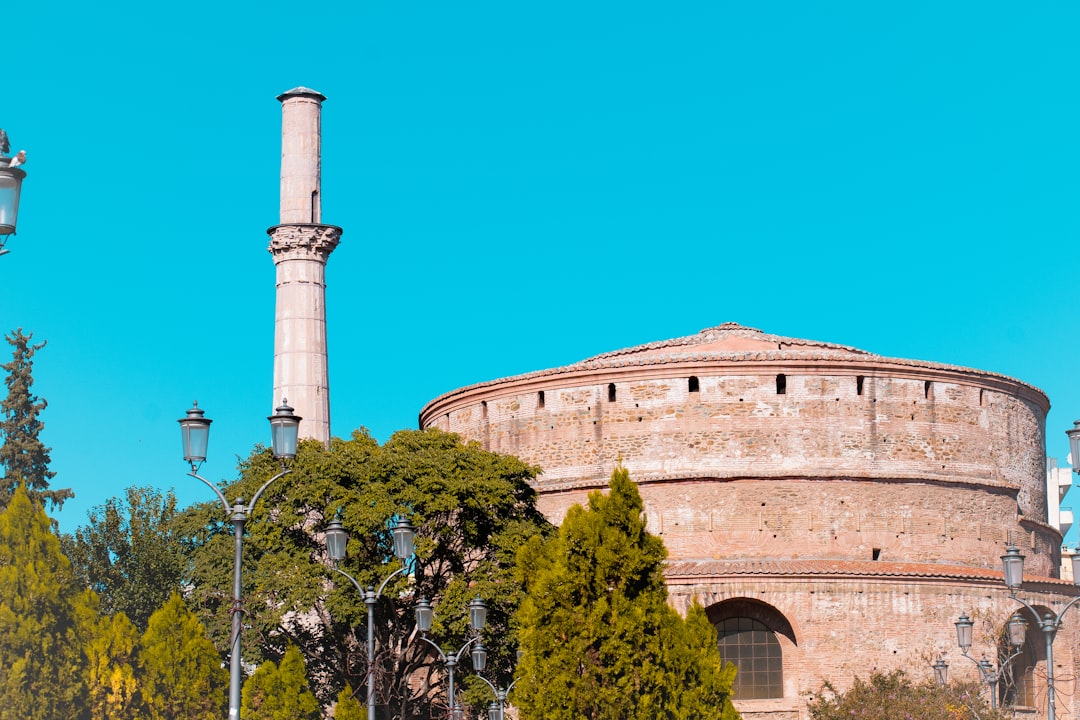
[420, 321, 1047, 417]
[577, 322, 873, 365]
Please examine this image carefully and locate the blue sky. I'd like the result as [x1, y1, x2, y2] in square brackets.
[4, 2, 1079, 543]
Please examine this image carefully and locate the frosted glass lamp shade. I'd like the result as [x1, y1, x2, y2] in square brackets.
[179, 403, 212, 466]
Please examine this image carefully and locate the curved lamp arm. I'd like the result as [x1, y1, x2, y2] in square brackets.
[188, 470, 231, 515]
[475, 673, 498, 698]
[1010, 590, 1080, 630]
[376, 564, 408, 598]
[331, 564, 367, 596]
[455, 633, 483, 661]
[418, 633, 450, 663]
[245, 467, 292, 514]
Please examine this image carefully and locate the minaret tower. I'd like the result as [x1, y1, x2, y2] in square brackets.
[267, 87, 342, 446]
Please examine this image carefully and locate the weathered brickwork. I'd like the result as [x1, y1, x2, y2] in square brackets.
[419, 324, 1075, 719]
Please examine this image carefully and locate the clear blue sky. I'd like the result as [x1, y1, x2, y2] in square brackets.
[4, 2, 1078, 544]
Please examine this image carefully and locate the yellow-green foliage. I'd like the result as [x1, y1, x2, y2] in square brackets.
[78, 592, 139, 720]
[0, 484, 86, 719]
[241, 645, 319, 720]
[514, 466, 739, 720]
[333, 684, 366, 720]
[138, 593, 227, 720]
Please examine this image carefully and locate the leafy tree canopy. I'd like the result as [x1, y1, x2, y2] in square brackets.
[513, 465, 739, 720]
[0, 328, 72, 510]
[806, 670, 1012, 720]
[63, 486, 185, 631]
[176, 427, 552, 718]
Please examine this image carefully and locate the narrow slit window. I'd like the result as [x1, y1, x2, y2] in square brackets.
[924, 381, 932, 399]
[481, 401, 488, 419]
[856, 376, 865, 396]
[776, 374, 787, 395]
[538, 390, 545, 409]
[608, 383, 617, 402]
[688, 376, 700, 393]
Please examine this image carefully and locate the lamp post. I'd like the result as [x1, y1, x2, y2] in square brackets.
[178, 400, 301, 720]
[953, 611, 1028, 708]
[324, 516, 415, 720]
[415, 596, 488, 718]
[474, 671, 519, 720]
[1000, 544, 1080, 720]
[0, 129, 27, 256]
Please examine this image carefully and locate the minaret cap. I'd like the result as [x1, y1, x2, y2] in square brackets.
[277, 86, 326, 103]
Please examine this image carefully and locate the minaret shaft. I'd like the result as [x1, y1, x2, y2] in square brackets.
[268, 88, 341, 446]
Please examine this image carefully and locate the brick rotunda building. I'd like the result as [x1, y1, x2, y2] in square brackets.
[419, 323, 1079, 719]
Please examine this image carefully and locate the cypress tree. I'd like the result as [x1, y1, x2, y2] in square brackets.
[78, 594, 139, 720]
[333, 684, 365, 720]
[139, 593, 227, 720]
[240, 644, 319, 720]
[0, 329, 72, 510]
[514, 465, 738, 720]
[0, 483, 86, 719]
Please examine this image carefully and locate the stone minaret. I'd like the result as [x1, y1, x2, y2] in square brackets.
[267, 87, 342, 446]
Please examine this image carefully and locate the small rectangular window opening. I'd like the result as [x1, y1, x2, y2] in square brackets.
[979, 388, 984, 406]
[538, 390, 545, 409]
[608, 383, 616, 402]
[481, 400, 488, 419]
[776, 374, 786, 395]
[872, 548, 881, 561]
[688, 376, 700, 393]
[856, 375, 865, 396]
[924, 381, 932, 399]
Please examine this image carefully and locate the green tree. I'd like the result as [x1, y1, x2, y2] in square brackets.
[138, 592, 227, 720]
[806, 670, 1011, 720]
[513, 465, 739, 720]
[0, 483, 86, 719]
[177, 428, 552, 718]
[241, 644, 320, 720]
[334, 684, 365, 720]
[63, 486, 185, 630]
[0, 329, 72, 510]
[77, 592, 139, 720]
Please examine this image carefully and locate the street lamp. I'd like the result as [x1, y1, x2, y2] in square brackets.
[932, 658, 949, 687]
[952, 611, 1027, 708]
[415, 596, 488, 717]
[324, 516, 415, 720]
[1000, 544, 1080, 720]
[178, 399, 301, 720]
[0, 129, 27, 256]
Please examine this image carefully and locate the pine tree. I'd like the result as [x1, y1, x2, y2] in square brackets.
[0, 483, 87, 719]
[0, 329, 72, 510]
[240, 644, 319, 720]
[514, 465, 739, 720]
[139, 593, 227, 720]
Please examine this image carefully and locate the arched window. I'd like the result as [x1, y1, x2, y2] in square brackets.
[707, 598, 794, 701]
[716, 617, 783, 700]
